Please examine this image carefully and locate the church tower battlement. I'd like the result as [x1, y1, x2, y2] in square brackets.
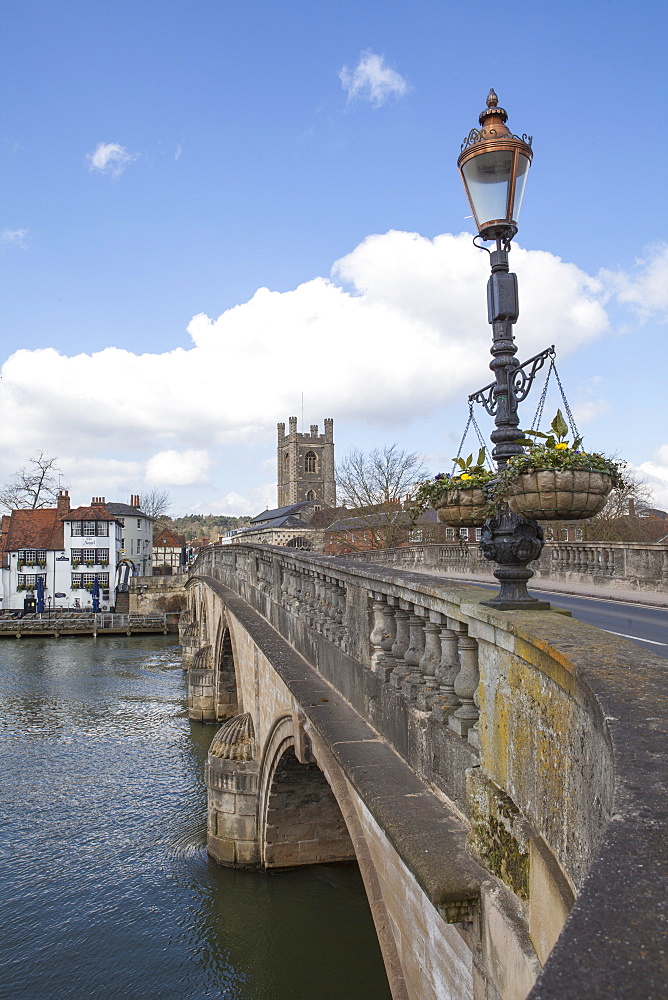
[277, 417, 336, 508]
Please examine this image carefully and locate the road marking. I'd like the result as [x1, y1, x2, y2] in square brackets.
[603, 629, 667, 647]
[532, 589, 667, 612]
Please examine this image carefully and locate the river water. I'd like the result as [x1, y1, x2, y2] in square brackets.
[0, 636, 391, 1000]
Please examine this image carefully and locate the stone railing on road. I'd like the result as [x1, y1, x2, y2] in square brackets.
[342, 540, 668, 594]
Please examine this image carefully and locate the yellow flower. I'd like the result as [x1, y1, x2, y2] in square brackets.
[460, 473, 472, 480]
[555, 442, 569, 450]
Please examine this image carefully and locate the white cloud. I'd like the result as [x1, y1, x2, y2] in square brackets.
[2, 228, 28, 248]
[339, 50, 408, 107]
[145, 450, 210, 486]
[86, 142, 138, 178]
[598, 243, 668, 322]
[636, 445, 668, 511]
[1, 229, 661, 508]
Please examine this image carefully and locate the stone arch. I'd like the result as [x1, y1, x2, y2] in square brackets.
[304, 450, 317, 473]
[213, 618, 240, 721]
[258, 716, 355, 868]
[286, 536, 311, 550]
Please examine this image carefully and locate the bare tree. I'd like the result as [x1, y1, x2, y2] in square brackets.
[0, 452, 61, 513]
[335, 445, 428, 550]
[586, 467, 657, 542]
[139, 489, 172, 525]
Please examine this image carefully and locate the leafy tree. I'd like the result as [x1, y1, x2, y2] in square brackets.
[334, 444, 427, 550]
[0, 452, 61, 513]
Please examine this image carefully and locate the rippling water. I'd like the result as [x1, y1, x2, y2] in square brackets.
[0, 637, 390, 1000]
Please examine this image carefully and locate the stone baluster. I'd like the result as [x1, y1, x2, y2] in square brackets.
[315, 573, 328, 632]
[304, 573, 316, 624]
[297, 573, 310, 621]
[432, 618, 465, 721]
[369, 593, 387, 672]
[280, 566, 290, 607]
[416, 615, 442, 710]
[401, 605, 426, 701]
[376, 597, 397, 683]
[338, 582, 350, 649]
[448, 630, 480, 737]
[290, 567, 301, 612]
[389, 604, 411, 688]
[323, 578, 338, 640]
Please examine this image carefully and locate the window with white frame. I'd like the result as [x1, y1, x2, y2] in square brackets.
[475, 527, 483, 541]
[96, 522, 109, 536]
[137, 519, 142, 528]
[71, 522, 83, 536]
[17, 574, 46, 589]
[459, 528, 469, 540]
[83, 521, 96, 535]
[446, 527, 455, 540]
[575, 528, 583, 541]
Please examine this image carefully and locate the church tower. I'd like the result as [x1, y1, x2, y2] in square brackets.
[277, 417, 336, 508]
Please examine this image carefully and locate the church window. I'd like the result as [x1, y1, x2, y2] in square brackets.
[284, 453, 289, 468]
[306, 490, 315, 501]
[304, 451, 317, 473]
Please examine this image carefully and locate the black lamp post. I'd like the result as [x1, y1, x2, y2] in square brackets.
[458, 91, 550, 610]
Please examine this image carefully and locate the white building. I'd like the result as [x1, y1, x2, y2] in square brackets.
[0, 491, 123, 611]
[105, 495, 155, 578]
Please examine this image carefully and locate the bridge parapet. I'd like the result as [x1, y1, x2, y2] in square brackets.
[187, 542, 665, 1000]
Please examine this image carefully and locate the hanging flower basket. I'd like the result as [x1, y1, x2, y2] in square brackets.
[505, 469, 613, 521]
[434, 487, 489, 527]
[409, 450, 496, 529]
[500, 411, 622, 522]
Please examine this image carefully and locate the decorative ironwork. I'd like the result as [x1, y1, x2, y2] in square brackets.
[469, 345, 555, 415]
[461, 129, 533, 152]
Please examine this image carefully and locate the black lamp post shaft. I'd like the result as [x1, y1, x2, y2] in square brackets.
[476, 245, 550, 611]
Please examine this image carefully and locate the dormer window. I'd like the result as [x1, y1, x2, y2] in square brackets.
[304, 451, 317, 473]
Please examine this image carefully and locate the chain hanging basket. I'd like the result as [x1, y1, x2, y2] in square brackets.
[505, 469, 612, 521]
[435, 488, 488, 527]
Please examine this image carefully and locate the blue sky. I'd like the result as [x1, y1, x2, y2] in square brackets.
[1, 0, 667, 515]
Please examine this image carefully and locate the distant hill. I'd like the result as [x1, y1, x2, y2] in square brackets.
[157, 514, 251, 542]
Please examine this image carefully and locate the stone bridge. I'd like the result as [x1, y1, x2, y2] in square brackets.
[182, 542, 665, 1000]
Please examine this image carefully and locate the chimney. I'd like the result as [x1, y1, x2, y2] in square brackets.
[91, 496, 106, 507]
[628, 498, 635, 516]
[57, 490, 70, 515]
[131, 494, 140, 507]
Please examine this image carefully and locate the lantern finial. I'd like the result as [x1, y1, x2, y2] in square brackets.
[486, 89, 498, 108]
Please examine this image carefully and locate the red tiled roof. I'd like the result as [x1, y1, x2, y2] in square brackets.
[63, 506, 121, 522]
[154, 528, 186, 547]
[3, 508, 64, 551]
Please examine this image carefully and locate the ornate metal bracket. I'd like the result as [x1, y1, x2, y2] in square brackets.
[460, 128, 533, 152]
[468, 345, 555, 416]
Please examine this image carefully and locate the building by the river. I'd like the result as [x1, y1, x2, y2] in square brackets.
[0, 491, 154, 611]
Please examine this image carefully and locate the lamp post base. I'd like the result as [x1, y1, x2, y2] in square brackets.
[480, 511, 550, 611]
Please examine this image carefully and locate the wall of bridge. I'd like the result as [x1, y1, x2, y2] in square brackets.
[348, 540, 668, 593]
[182, 542, 665, 1000]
